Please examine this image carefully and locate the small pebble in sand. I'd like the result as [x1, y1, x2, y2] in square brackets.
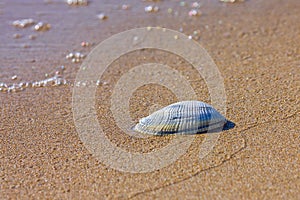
[67, 0, 88, 6]
[145, 5, 152, 12]
[167, 8, 173, 14]
[133, 36, 139, 41]
[95, 80, 108, 86]
[66, 52, 85, 63]
[66, 53, 74, 59]
[188, 35, 192, 40]
[122, 4, 130, 10]
[29, 35, 37, 40]
[191, 2, 201, 8]
[180, 1, 186, 6]
[0, 83, 7, 93]
[193, 30, 201, 36]
[75, 52, 84, 58]
[55, 70, 60, 75]
[11, 75, 18, 80]
[174, 35, 179, 40]
[72, 58, 80, 63]
[22, 44, 30, 48]
[18, 82, 25, 87]
[34, 22, 51, 31]
[97, 13, 107, 20]
[145, 5, 159, 13]
[81, 41, 90, 47]
[13, 33, 21, 39]
[96, 80, 101, 86]
[12, 18, 35, 28]
[189, 9, 201, 16]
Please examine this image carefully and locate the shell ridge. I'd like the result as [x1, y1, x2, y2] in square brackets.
[134, 101, 227, 135]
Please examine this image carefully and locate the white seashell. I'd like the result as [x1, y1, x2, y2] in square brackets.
[134, 101, 227, 135]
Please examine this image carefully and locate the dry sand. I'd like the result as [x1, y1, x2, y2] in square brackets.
[0, 0, 299, 199]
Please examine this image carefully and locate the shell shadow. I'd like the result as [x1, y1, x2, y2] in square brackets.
[222, 120, 236, 131]
[196, 120, 236, 134]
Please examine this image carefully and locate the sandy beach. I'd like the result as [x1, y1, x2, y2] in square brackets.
[0, 0, 299, 199]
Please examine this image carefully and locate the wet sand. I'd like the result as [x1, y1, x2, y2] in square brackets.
[0, 0, 299, 199]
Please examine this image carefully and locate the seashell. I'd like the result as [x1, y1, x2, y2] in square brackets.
[134, 101, 227, 135]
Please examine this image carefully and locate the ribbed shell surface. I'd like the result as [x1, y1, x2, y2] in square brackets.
[134, 101, 226, 135]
